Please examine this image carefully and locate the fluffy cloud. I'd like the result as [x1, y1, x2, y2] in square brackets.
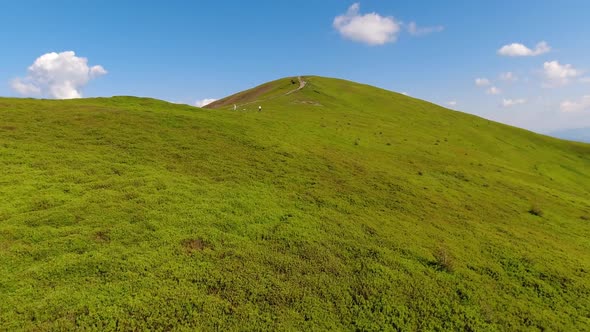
[502, 98, 527, 107]
[333, 3, 401, 46]
[11, 51, 106, 99]
[497, 41, 551, 57]
[195, 98, 217, 107]
[543, 60, 581, 87]
[560, 96, 590, 112]
[11, 79, 41, 96]
[475, 78, 491, 87]
[500, 72, 517, 81]
[407, 22, 444, 36]
[486, 86, 501, 95]
[447, 101, 457, 107]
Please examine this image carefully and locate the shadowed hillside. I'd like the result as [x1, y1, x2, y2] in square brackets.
[204, 77, 300, 109]
[1, 77, 589, 330]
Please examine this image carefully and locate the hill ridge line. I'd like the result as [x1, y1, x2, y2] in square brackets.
[232, 76, 307, 109]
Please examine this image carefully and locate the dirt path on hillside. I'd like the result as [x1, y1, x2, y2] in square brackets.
[285, 76, 307, 95]
[234, 76, 307, 109]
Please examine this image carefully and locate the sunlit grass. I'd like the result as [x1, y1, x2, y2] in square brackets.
[1, 77, 589, 330]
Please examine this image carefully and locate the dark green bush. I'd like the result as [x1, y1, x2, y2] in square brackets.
[528, 204, 543, 217]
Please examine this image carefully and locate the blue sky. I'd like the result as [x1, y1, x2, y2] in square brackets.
[2, 1, 590, 133]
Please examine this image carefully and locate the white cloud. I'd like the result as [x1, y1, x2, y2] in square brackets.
[90, 65, 107, 77]
[333, 3, 401, 46]
[447, 101, 457, 107]
[407, 22, 444, 36]
[500, 72, 518, 81]
[11, 51, 107, 99]
[486, 86, 501, 95]
[502, 98, 527, 107]
[475, 78, 491, 87]
[11, 78, 41, 96]
[560, 96, 590, 112]
[543, 60, 581, 87]
[497, 41, 551, 57]
[195, 98, 217, 107]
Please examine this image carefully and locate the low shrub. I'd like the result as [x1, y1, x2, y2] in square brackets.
[528, 204, 543, 217]
[434, 246, 455, 273]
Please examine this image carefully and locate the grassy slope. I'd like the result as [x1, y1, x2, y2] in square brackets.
[0, 77, 589, 330]
[204, 77, 298, 109]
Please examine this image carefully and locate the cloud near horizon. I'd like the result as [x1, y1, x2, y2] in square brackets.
[499, 72, 517, 81]
[195, 98, 218, 107]
[497, 41, 551, 57]
[11, 51, 107, 99]
[475, 78, 490, 87]
[333, 3, 401, 46]
[502, 98, 527, 107]
[560, 95, 590, 112]
[543, 60, 581, 87]
[486, 86, 501, 95]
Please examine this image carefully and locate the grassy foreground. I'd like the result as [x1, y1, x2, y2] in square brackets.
[1, 77, 589, 330]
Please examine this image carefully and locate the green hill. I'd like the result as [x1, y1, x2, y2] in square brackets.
[1, 76, 589, 330]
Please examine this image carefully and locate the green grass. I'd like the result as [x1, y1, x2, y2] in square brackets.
[1, 76, 589, 330]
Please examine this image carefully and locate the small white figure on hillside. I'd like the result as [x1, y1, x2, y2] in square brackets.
[258, 105, 262, 112]
[233, 104, 237, 111]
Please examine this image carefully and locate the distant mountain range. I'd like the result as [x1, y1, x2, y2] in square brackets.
[548, 128, 590, 143]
